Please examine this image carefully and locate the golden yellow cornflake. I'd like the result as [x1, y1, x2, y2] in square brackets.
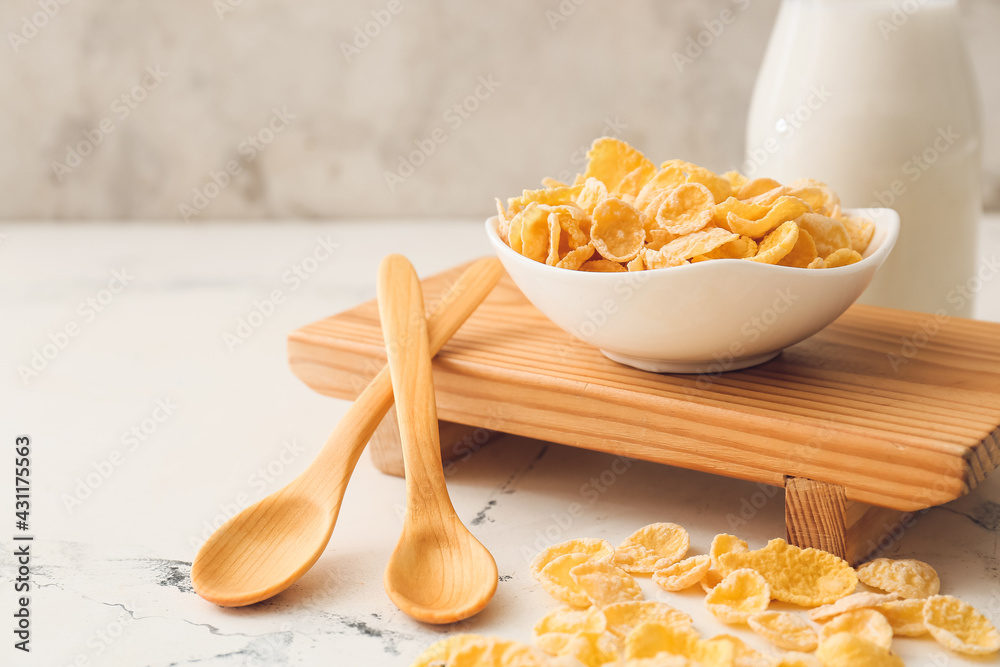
[727, 196, 810, 239]
[538, 553, 594, 608]
[652, 227, 739, 265]
[815, 632, 903, 667]
[576, 176, 609, 215]
[819, 608, 893, 650]
[737, 178, 783, 200]
[591, 197, 645, 262]
[560, 631, 622, 666]
[823, 248, 863, 268]
[557, 243, 595, 270]
[410, 633, 484, 667]
[748, 610, 818, 652]
[569, 560, 643, 607]
[698, 234, 758, 261]
[508, 184, 584, 216]
[534, 606, 607, 638]
[856, 558, 940, 600]
[531, 538, 615, 578]
[515, 203, 551, 263]
[712, 633, 771, 667]
[743, 185, 792, 207]
[617, 164, 657, 198]
[701, 567, 725, 594]
[653, 554, 711, 592]
[840, 212, 875, 254]
[532, 631, 572, 656]
[625, 622, 734, 666]
[583, 137, 655, 194]
[451, 637, 549, 667]
[705, 568, 771, 624]
[654, 183, 714, 236]
[748, 220, 799, 265]
[787, 178, 840, 217]
[876, 599, 927, 637]
[614, 522, 690, 574]
[807, 591, 901, 622]
[778, 228, 819, 268]
[713, 196, 771, 229]
[497, 138, 874, 272]
[923, 594, 1000, 656]
[602, 600, 693, 640]
[796, 213, 852, 259]
[710, 534, 749, 568]
[718, 538, 858, 607]
[641, 247, 687, 270]
[663, 159, 732, 203]
[580, 259, 627, 272]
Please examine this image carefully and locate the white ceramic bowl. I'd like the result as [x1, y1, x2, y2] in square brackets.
[486, 208, 899, 373]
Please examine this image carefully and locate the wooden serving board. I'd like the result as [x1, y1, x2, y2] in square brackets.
[288, 261, 1000, 563]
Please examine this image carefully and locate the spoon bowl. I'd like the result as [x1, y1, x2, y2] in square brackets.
[384, 516, 498, 624]
[193, 492, 331, 607]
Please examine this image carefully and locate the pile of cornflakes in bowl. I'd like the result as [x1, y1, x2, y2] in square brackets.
[410, 523, 999, 666]
[494, 138, 875, 272]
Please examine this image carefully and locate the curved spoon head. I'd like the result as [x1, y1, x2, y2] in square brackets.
[384, 516, 498, 624]
[192, 493, 332, 607]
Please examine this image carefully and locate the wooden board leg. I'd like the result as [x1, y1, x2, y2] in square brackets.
[368, 404, 499, 477]
[785, 476, 916, 565]
[785, 477, 848, 560]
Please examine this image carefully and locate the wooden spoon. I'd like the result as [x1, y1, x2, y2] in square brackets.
[377, 254, 498, 624]
[192, 257, 503, 607]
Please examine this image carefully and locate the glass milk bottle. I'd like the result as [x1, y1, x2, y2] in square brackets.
[746, 0, 981, 317]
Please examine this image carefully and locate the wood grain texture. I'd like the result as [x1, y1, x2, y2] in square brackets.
[377, 255, 497, 624]
[785, 477, 848, 559]
[288, 262, 1000, 512]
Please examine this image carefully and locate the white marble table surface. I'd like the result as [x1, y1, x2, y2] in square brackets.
[1, 219, 999, 667]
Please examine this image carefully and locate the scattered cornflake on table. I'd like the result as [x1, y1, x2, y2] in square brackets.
[923, 594, 1000, 656]
[407, 523, 999, 666]
[855, 558, 940, 599]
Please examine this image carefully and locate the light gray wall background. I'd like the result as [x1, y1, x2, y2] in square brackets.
[2, 0, 998, 221]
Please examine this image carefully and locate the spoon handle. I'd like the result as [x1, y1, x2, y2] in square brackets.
[377, 255, 453, 511]
[307, 257, 503, 509]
